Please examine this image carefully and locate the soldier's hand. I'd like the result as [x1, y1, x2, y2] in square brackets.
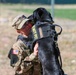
[34, 42, 38, 56]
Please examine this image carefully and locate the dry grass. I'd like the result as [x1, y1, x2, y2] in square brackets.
[0, 4, 76, 75]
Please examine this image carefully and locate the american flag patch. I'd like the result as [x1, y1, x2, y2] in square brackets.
[13, 50, 19, 55]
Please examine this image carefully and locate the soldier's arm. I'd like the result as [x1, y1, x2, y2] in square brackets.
[24, 42, 38, 61]
[13, 40, 38, 61]
[24, 53, 37, 61]
[12, 39, 27, 54]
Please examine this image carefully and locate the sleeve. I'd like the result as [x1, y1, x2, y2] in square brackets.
[12, 39, 27, 54]
[13, 39, 37, 61]
[24, 53, 37, 61]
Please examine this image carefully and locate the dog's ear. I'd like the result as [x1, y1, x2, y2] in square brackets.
[48, 12, 54, 23]
[33, 8, 41, 22]
[28, 15, 33, 21]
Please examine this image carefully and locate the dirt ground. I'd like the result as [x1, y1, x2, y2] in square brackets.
[0, 4, 76, 75]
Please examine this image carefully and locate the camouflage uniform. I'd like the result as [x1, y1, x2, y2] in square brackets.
[10, 35, 42, 75]
[8, 15, 42, 75]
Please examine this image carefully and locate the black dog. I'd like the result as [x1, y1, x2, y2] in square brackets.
[38, 37, 60, 75]
[33, 22, 64, 75]
[32, 7, 65, 75]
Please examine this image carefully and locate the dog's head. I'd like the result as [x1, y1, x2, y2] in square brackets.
[33, 7, 54, 23]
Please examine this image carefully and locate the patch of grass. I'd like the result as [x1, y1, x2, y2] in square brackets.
[47, 9, 76, 20]
[12, 8, 34, 14]
[1, 3, 76, 20]
[54, 9, 76, 20]
[11, 8, 76, 20]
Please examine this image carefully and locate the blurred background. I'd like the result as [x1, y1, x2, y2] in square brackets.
[0, 0, 76, 75]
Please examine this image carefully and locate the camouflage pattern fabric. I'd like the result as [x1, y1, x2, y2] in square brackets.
[11, 39, 42, 75]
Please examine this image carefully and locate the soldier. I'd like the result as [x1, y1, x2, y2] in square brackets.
[8, 15, 42, 75]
